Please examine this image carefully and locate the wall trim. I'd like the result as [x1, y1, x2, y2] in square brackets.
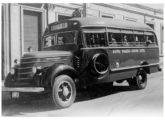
[95, 3, 163, 20]
[126, 4, 163, 14]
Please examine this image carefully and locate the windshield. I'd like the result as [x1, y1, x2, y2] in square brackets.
[43, 31, 77, 48]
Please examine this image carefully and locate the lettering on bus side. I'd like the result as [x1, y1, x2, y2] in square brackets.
[112, 49, 145, 54]
[112, 50, 121, 54]
[139, 49, 145, 53]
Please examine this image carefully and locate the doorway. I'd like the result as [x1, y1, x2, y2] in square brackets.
[23, 10, 42, 52]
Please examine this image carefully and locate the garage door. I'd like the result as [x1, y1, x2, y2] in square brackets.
[23, 10, 41, 52]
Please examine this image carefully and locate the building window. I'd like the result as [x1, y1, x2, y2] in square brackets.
[102, 15, 113, 19]
[124, 16, 137, 22]
[146, 23, 154, 30]
[101, 12, 114, 19]
[23, 10, 42, 52]
[58, 15, 72, 21]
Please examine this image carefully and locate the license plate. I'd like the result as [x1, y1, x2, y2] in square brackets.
[11, 92, 19, 98]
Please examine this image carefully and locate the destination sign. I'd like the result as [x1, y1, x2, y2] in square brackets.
[51, 22, 68, 31]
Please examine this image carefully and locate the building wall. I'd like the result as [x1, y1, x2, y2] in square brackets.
[1, 3, 46, 79]
[10, 4, 21, 67]
[1, 3, 163, 79]
[2, 4, 10, 79]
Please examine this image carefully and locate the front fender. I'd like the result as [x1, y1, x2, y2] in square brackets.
[46, 64, 79, 87]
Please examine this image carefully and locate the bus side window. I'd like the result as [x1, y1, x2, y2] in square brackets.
[128, 34, 134, 46]
[99, 33, 107, 46]
[108, 33, 122, 46]
[133, 31, 145, 46]
[90, 33, 95, 46]
[94, 33, 100, 46]
[145, 35, 154, 46]
[85, 33, 91, 47]
[134, 35, 140, 45]
[85, 33, 107, 47]
[122, 34, 129, 46]
[108, 33, 117, 46]
[77, 31, 83, 47]
[144, 32, 156, 46]
[121, 30, 134, 46]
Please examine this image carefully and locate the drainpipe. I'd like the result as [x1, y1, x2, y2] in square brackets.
[83, 3, 86, 17]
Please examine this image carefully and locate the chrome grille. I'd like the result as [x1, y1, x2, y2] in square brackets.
[15, 56, 69, 80]
[15, 58, 38, 80]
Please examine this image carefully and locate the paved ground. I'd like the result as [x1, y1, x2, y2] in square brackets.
[2, 57, 163, 117]
[2, 70, 163, 117]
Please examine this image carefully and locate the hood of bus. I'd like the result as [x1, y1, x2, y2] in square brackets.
[4, 50, 73, 87]
[20, 50, 73, 68]
[23, 50, 72, 58]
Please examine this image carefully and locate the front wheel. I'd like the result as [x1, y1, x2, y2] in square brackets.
[52, 75, 76, 109]
[127, 70, 147, 90]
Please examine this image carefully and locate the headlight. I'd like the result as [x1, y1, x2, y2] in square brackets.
[14, 59, 20, 65]
[32, 66, 37, 74]
[36, 66, 42, 70]
[10, 68, 15, 75]
[32, 66, 42, 74]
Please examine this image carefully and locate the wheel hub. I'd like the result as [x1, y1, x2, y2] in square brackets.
[63, 86, 69, 97]
[138, 75, 142, 81]
[58, 82, 72, 102]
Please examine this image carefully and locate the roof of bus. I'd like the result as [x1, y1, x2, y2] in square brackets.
[67, 17, 153, 31]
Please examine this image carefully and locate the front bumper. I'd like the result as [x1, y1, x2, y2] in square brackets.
[2, 86, 44, 92]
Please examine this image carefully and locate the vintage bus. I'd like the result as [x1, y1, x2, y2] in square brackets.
[3, 17, 161, 108]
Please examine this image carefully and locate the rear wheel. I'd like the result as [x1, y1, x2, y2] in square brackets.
[52, 75, 76, 108]
[127, 70, 147, 90]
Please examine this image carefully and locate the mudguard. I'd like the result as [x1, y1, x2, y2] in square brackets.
[46, 64, 79, 87]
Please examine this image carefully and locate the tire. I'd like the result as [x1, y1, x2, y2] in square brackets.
[52, 75, 76, 108]
[128, 70, 147, 90]
[91, 53, 109, 75]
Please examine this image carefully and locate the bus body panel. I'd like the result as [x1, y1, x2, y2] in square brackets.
[108, 47, 159, 70]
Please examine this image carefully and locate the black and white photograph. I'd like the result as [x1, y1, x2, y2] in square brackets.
[1, 1, 164, 118]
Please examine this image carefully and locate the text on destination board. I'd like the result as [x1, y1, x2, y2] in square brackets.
[51, 23, 68, 31]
